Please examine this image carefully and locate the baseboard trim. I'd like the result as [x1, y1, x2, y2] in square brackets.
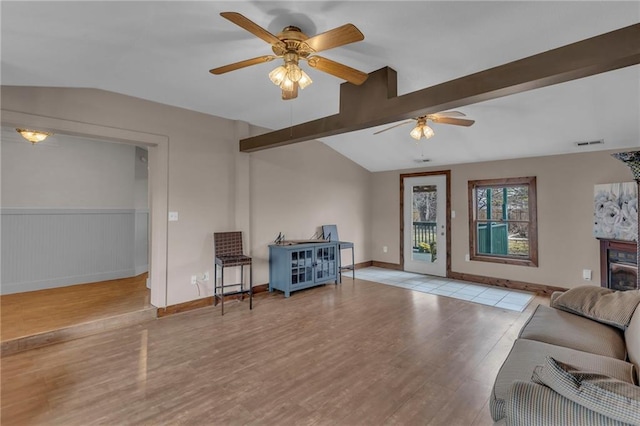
[371, 261, 402, 270]
[354, 261, 373, 269]
[448, 271, 567, 296]
[134, 265, 149, 276]
[157, 283, 269, 317]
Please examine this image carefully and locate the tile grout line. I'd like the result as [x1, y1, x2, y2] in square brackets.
[355, 267, 534, 312]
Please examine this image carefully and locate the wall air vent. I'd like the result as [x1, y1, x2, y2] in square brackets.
[575, 139, 604, 147]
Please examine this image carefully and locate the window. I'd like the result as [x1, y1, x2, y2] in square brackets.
[468, 177, 538, 266]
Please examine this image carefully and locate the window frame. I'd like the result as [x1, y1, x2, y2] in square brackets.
[468, 176, 538, 267]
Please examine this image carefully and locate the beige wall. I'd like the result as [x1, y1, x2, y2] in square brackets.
[2, 132, 136, 208]
[0, 86, 371, 305]
[371, 150, 634, 289]
[250, 137, 372, 285]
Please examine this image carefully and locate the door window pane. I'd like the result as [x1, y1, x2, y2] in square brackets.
[412, 185, 437, 263]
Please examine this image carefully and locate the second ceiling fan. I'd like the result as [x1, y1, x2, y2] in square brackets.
[210, 12, 368, 100]
[374, 111, 475, 140]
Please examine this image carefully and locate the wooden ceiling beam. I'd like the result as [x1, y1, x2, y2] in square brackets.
[240, 23, 640, 152]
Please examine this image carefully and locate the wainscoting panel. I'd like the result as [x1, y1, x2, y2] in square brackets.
[1, 209, 141, 294]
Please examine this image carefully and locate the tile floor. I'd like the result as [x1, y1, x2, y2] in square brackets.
[354, 267, 534, 312]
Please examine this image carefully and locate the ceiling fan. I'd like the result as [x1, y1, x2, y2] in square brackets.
[374, 111, 475, 140]
[209, 12, 368, 100]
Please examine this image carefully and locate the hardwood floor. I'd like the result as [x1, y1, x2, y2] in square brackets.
[1, 277, 548, 425]
[1, 274, 151, 341]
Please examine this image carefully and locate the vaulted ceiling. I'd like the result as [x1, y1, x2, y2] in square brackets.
[2, 1, 638, 171]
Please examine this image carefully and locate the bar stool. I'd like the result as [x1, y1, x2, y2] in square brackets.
[213, 231, 252, 315]
[322, 224, 355, 283]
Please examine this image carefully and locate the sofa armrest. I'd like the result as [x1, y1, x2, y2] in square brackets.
[504, 381, 633, 426]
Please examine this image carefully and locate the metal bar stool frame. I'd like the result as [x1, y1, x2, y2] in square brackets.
[213, 231, 253, 315]
[322, 225, 355, 283]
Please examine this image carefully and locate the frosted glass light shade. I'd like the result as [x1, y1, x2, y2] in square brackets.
[409, 124, 435, 140]
[279, 77, 295, 92]
[16, 128, 51, 143]
[409, 126, 423, 140]
[298, 71, 312, 89]
[286, 63, 302, 82]
[269, 66, 287, 86]
[423, 125, 435, 139]
[270, 59, 312, 99]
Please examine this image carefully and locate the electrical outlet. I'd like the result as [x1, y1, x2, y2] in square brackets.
[582, 269, 592, 281]
[465, 254, 470, 262]
[191, 275, 197, 285]
[383, 246, 388, 253]
[203, 271, 210, 281]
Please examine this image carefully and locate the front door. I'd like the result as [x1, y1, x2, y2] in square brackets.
[403, 174, 447, 276]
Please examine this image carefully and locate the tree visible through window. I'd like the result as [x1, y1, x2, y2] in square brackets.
[468, 177, 538, 266]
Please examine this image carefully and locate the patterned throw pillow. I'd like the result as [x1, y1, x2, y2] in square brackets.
[550, 286, 640, 330]
[532, 357, 640, 425]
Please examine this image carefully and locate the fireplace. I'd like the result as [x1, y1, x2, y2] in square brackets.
[599, 239, 638, 291]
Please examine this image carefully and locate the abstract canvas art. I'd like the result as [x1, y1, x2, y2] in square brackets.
[593, 182, 638, 241]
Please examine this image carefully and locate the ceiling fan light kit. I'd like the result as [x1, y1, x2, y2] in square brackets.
[210, 12, 367, 100]
[409, 118, 435, 140]
[16, 128, 52, 144]
[268, 52, 313, 98]
[374, 111, 475, 141]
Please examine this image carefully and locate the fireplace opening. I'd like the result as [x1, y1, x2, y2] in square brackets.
[599, 239, 638, 291]
[609, 259, 638, 291]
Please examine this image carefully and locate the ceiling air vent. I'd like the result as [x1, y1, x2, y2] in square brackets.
[575, 139, 604, 147]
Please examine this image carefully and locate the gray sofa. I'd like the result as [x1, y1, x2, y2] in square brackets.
[490, 288, 640, 425]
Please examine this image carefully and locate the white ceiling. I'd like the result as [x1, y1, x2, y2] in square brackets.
[2, 1, 639, 171]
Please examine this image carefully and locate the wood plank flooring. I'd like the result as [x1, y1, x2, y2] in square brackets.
[1, 274, 151, 341]
[1, 277, 548, 425]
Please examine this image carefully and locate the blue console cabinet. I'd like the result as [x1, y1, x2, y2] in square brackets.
[269, 241, 339, 297]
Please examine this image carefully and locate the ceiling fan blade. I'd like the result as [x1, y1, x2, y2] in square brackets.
[281, 84, 299, 100]
[430, 111, 466, 118]
[220, 12, 285, 49]
[430, 116, 475, 127]
[209, 55, 277, 75]
[373, 120, 415, 135]
[306, 56, 368, 85]
[301, 23, 364, 53]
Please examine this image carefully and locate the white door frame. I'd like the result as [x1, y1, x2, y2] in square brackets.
[400, 171, 451, 277]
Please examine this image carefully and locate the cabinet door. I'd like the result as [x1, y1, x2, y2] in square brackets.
[291, 249, 314, 287]
[315, 244, 337, 282]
